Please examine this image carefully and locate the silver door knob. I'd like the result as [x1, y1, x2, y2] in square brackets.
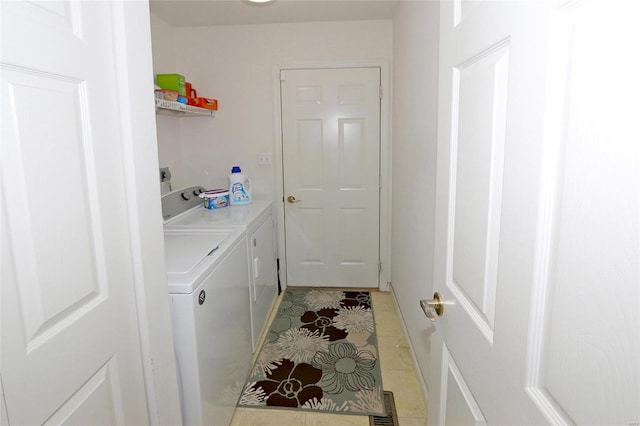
[420, 292, 444, 322]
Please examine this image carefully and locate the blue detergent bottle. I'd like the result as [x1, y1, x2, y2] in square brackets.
[228, 166, 252, 205]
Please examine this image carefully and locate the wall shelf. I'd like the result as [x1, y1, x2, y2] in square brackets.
[155, 99, 216, 117]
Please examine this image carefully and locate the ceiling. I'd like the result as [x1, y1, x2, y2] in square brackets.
[149, 0, 401, 27]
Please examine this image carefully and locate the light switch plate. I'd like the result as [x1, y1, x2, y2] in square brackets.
[258, 151, 272, 166]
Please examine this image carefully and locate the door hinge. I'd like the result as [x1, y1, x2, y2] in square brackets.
[378, 260, 382, 273]
[280, 70, 286, 81]
[379, 86, 383, 98]
[379, 174, 382, 189]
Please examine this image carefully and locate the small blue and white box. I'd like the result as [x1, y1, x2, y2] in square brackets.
[200, 189, 229, 209]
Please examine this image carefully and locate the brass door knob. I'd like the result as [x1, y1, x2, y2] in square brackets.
[287, 195, 301, 203]
[420, 292, 444, 322]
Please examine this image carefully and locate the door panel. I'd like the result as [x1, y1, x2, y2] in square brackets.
[3, 67, 108, 350]
[441, 345, 486, 426]
[281, 68, 380, 287]
[429, 1, 639, 425]
[1, 1, 148, 424]
[297, 119, 324, 189]
[43, 358, 125, 425]
[451, 41, 509, 335]
[526, 3, 640, 424]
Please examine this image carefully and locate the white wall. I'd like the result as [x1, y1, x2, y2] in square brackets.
[390, 1, 440, 387]
[155, 20, 392, 199]
[150, 14, 186, 190]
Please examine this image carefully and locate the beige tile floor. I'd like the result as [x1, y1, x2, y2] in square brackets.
[231, 290, 428, 426]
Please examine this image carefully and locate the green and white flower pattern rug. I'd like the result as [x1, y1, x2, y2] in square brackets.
[237, 289, 385, 416]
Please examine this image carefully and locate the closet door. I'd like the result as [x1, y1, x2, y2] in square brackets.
[1, 2, 148, 424]
[428, 1, 639, 425]
[281, 67, 381, 288]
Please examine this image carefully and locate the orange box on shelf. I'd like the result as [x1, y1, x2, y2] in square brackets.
[197, 98, 218, 110]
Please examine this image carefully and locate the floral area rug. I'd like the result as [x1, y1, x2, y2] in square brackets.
[237, 288, 386, 416]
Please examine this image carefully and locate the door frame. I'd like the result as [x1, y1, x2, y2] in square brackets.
[271, 60, 391, 291]
[86, 2, 183, 424]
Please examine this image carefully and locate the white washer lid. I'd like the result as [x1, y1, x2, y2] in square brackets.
[164, 233, 228, 275]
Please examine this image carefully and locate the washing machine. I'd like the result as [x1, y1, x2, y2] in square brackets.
[163, 188, 254, 426]
[163, 186, 278, 352]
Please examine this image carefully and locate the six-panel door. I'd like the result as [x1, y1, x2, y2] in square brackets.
[281, 67, 381, 288]
[1, 2, 149, 424]
[429, 1, 639, 425]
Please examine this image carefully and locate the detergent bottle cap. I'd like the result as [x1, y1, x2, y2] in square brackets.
[231, 166, 241, 173]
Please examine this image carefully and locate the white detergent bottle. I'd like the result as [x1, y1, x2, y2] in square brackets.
[228, 166, 252, 205]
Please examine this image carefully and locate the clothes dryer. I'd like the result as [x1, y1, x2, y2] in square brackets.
[164, 227, 251, 426]
[163, 187, 278, 352]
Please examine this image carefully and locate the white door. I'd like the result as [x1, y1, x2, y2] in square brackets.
[281, 67, 381, 288]
[1, 1, 149, 424]
[428, 1, 639, 424]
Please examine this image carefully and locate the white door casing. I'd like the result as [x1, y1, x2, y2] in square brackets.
[428, 1, 639, 425]
[1, 1, 155, 424]
[281, 67, 381, 288]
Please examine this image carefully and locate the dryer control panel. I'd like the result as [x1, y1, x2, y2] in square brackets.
[161, 185, 205, 221]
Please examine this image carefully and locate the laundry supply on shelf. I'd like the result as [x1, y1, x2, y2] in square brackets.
[156, 73, 186, 96]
